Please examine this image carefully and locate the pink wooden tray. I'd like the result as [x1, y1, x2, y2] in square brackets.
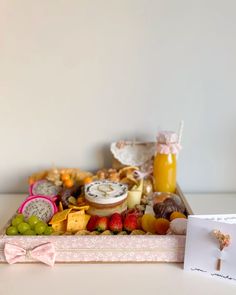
[0, 185, 192, 264]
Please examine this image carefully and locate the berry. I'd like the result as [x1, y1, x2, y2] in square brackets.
[96, 217, 109, 232]
[109, 213, 123, 233]
[124, 214, 138, 232]
[87, 216, 99, 232]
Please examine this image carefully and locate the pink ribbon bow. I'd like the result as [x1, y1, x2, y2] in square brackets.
[4, 242, 56, 267]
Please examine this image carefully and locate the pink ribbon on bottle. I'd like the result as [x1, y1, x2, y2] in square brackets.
[4, 242, 56, 267]
[156, 143, 182, 155]
[133, 170, 152, 180]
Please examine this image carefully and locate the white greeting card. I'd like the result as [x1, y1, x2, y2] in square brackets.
[184, 215, 236, 283]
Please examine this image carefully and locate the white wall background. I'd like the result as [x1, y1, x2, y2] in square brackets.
[0, 0, 236, 193]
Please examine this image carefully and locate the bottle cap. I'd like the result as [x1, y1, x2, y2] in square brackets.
[157, 131, 178, 144]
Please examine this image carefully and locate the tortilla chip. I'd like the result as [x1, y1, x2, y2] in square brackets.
[58, 202, 64, 212]
[51, 220, 67, 232]
[69, 209, 86, 215]
[68, 204, 90, 211]
[49, 208, 72, 224]
[66, 212, 91, 233]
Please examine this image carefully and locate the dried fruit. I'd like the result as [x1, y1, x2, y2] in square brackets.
[153, 198, 184, 219]
[141, 214, 156, 234]
[60, 188, 74, 208]
[154, 218, 170, 235]
[169, 211, 186, 221]
[169, 218, 187, 235]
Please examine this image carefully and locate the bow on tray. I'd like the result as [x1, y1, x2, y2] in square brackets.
[4, 242, 56, 267]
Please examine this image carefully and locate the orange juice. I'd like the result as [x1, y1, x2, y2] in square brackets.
[153, 153, 177, 193]
[153, 131, 180, 193]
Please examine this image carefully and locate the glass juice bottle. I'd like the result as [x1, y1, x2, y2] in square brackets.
[153, 131, 180, 193]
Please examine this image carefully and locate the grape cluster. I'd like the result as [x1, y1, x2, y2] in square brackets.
[6, 214, 53, 236]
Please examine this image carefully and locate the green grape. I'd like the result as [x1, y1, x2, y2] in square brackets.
[35, 222, 47, 235]
[17, 222, 30, 234]
[12, 217, 23, 227]
[23, 229, 36, 236]
[6, 226, 18, 235]
[44, 226, 53, 235]
[27, 215, 39, 228]
[16, 214, 24, 220]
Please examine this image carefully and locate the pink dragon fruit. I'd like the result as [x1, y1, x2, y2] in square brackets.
[30, 180, 60, 201]
[18, 196, 58, 223]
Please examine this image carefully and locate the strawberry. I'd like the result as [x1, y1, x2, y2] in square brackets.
[87, 215, 99, 232]
[109, 213, 123, 233]
[124, 214, 138, 232]
[96, 216, 109, 232]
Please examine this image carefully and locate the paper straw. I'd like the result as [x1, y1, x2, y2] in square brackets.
[178, 120, 184, 145]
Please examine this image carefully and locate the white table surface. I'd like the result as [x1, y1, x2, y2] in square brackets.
[0, 193, 236, 295]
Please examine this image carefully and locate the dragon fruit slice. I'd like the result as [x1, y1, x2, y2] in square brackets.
[18, 196, 58, 223]
[30, 180, 60, 200]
